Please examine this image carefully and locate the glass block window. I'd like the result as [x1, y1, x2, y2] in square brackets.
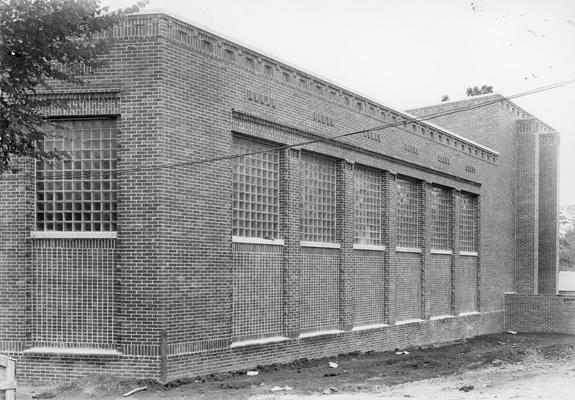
[36, 119, 118, 232]
[397, 178, 419, 248]
[354, 166, 382, 245]
[430, 186, 452, 250]
[232, 136, 279, 239]
[460, 193, 478, 252]
[301, 153, 337, 243]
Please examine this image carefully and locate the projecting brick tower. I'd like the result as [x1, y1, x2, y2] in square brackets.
[515, 118, 560, 295]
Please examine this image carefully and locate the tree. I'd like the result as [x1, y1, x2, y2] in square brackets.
[560, 206, 575, 270]
[466, 85, 494, 97]
[0, 0, 146, 174]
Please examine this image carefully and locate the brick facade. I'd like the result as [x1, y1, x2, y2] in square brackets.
[505, 294, 575, 334]
[0, 12, 560, 383]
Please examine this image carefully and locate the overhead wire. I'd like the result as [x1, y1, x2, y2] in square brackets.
[1, 78, 573, 182]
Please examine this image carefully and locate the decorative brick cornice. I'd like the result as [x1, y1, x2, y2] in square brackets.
[36, 90, 121, 117]
[126, 12, 497, 164]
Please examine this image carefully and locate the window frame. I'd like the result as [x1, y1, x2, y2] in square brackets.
[34, 117, 119, 234]
[354, 165, 383, 246]
[396, 177, 420, 249]
[300, 151, 338, 244]
[231, 134, 281, 241]
[429, 185, 452, 251]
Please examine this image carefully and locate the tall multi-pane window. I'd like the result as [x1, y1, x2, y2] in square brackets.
[430, 186, 452, 250]
[301, 153, 337, 243]
[36, 119, 118, 232]
[460, 193, 478, 252]
[232, 136, 280, 239]
[397, 178, 419, 248]
[354, 166, 382, 245]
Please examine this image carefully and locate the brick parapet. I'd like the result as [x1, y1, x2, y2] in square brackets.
[129, 13, 497, 163]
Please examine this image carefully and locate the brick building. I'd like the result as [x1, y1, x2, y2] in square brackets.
[0, 11, 564, 383]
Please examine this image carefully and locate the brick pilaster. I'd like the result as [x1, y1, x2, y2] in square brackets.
[538, 132, 559, 294]
[337, 160, 355, 331]
[0, 157, 34, 352]
[23, 159, 35, 348]
[452, 189, 461, 315]
[281, 148, 302, 338]
[420, 181, 432, 320]
[515, 126, 539, 294]
[383, 172, 397, 325]
[475, 195, 482, 312]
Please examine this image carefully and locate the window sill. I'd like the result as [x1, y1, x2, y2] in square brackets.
[230, 336, 288, 348]
[396, 247, 422, 253]
[431, 249, 453, 255]
[459, 311, 480, 316]
[430, 314, 455, 320]
[30, 231, 117, 239]
[23, 347, 121, 356]
[352, 323, 388, 331]
[353, 244, 386, 251]
[300, 241, 340, 249]
[395, 318, 424, 325]
[299, 329, 344, 339]
[459, 251, 479, 257]
[232, 236, 284, 246]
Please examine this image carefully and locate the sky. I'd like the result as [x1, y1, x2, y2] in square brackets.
[104, 0, 575, 206]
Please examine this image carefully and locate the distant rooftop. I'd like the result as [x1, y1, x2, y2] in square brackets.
[409, 93, 558, 134]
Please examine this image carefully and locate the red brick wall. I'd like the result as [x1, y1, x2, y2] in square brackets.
[1, 13, 543, 383]
[429, 255, 452, 317]
[505, 294, 575, 334]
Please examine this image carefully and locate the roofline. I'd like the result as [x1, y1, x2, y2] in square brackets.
[133, 9, 499, 156]
[409, 93, 558, 133]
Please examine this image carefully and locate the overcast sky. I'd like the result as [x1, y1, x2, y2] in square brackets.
[104, 0, 575, 206]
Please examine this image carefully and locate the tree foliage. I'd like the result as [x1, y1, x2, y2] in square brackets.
[0, 0, 146, 174]
[466, 85, 494, 97]
[560, 206, 575, 270]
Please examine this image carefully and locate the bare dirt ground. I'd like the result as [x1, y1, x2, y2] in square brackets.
[18, 332, 575, 400]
